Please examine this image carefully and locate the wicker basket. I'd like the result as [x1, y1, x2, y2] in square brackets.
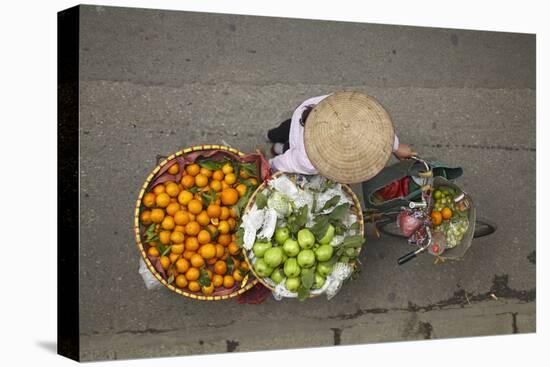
[134, 145, 258, 300]
[242, 171, 365, 297]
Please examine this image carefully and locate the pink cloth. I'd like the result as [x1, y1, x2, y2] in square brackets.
[269, 95, 399, 176]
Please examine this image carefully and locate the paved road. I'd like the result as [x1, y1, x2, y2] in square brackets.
[77, 5, 535, 361]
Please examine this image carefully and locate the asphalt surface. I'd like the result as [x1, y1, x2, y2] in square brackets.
[77, 5, 536, 361]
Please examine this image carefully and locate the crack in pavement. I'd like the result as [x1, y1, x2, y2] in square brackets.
[320, 274, 535, 321]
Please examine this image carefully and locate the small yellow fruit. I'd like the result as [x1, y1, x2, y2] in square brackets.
[150, 208, 165, 223]
[156, 193, 171, 208]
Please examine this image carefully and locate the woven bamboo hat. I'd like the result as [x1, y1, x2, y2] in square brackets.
[303, 91, 395, 183]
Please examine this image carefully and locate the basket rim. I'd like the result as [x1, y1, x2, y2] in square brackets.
[242, 171, 365, 297]
[134, 144, 258, 301]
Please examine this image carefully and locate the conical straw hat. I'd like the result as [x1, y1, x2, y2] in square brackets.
[304, 91, 395, 183]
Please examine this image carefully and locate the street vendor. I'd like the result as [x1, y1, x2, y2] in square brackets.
[266, 91, 413, 184]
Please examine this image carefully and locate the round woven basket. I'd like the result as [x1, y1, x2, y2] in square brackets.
[134, 144, 258, 301]
[242, 171, 365, 297]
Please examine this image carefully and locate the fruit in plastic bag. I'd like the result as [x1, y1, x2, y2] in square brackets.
[398, 210, 423, 237]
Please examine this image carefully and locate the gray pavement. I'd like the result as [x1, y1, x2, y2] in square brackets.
[77, 5, 536, 361]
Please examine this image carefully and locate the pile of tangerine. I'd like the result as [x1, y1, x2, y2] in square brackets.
[139, 161, 257, 296]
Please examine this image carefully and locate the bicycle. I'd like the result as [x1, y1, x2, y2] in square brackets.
[360, 156, 497, 265]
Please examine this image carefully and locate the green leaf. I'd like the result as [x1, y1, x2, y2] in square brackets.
[329, 203, 351, 221]
[320, 195, 340, 212]
[342, 235, 364, 249]
[301, 268, 315, 289]
[145, 234, 159, 243]
[349, 222, 360, 231]
[160, 245, 172, 257]
[188, 186, 200, 194]
[226, 257, 235, 275]
[145, 223, 156, 237]
[157, 244, 167, 255]
[196, 159, 224, 171]
[198, 268, 212, 287]
[312, 193, 318, 213]
[310, 215, 330, 240]
[240, 162, 258, 178]
[167, 274, 175, 284]
[294, 205, 309, 228]
[255, 192, 268, 209]
[297, 285, 310, 301]
[235, 228, 244, 247]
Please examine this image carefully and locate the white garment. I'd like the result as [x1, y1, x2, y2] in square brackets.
[270, 95, 399, 176]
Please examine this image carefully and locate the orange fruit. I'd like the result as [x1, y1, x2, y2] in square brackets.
[227, 218, 236, 230]
[156, 193, 171, 208]
[240, 261, 249, 272]
[159, 256, 170, 270]
[175, 258, 190, 273]
[188, 213, 196, 221]
[159, 231, 171, 245]
[218, 234, 232, 246]
[166, 202, 181, 216]
[190, 254, 205, 268]
[212, 170, 224, 181]
[169, 252, 180, 264]
[232, 258, 241, 269]
[150, 208, 165, 223]
[147, 247, 160, 257]
[142, 193, 156, 208]
[207, 257, 218, 265]
[233, 269, 244, 282]
[222, 163, 234, 175]
[185, 221, 201, 236]
[228, 242, 240, 255]
[171, 244, 184, 255]
[187, 199, 203, 215]
[224, 173, 237, 185]
[206, 269, 213, 279]
[197, 230, 212, 245]
[221, 188, 239, 206]
[235, 184, 247, 197]
[181, 175, 195, 189]
[174, 210, 190, 226]
[239, 169, 250, 179]
[219, 207, 230, 220]
[199, 243, 216, 259]
[212, 274, 224, 287]
[197, 211, 210, 226]
[230, 207, 238, 218]
[215, 244, 225, 258]
[175, 224, 186, 233]
[168, 163, 180, 175]
[170, 231, 185, 244]
[221, 181, 230, 190]
[165, 182, 180, 197]
[214, 260, 227, 275]
[431, 211, 442, 226]
[153, 184, 166, 195]
[220, 248, 229, 260]
[249, 178, 258, 185]
[217, 220, 230, 234]
[188, 281, 201, 292]
[209, 179, 222, 192]
[223, 275, 235, 288]
[195, 174, 209, 188]
[441, 207, 453, 220]
[140, 210, 152, 225]
[178, 190, 194, 206]
[207, 204, 221, 218]
[200, 167, 212, 178]
[207, 224, 218, 234]
[185, 236, 200, 251]
[183, 250, 196, 260]
[202, 283, 215, 295]
[186, 164, 201, 176]
[175, 274, 188, 288]
[161, 216, 175, 230]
